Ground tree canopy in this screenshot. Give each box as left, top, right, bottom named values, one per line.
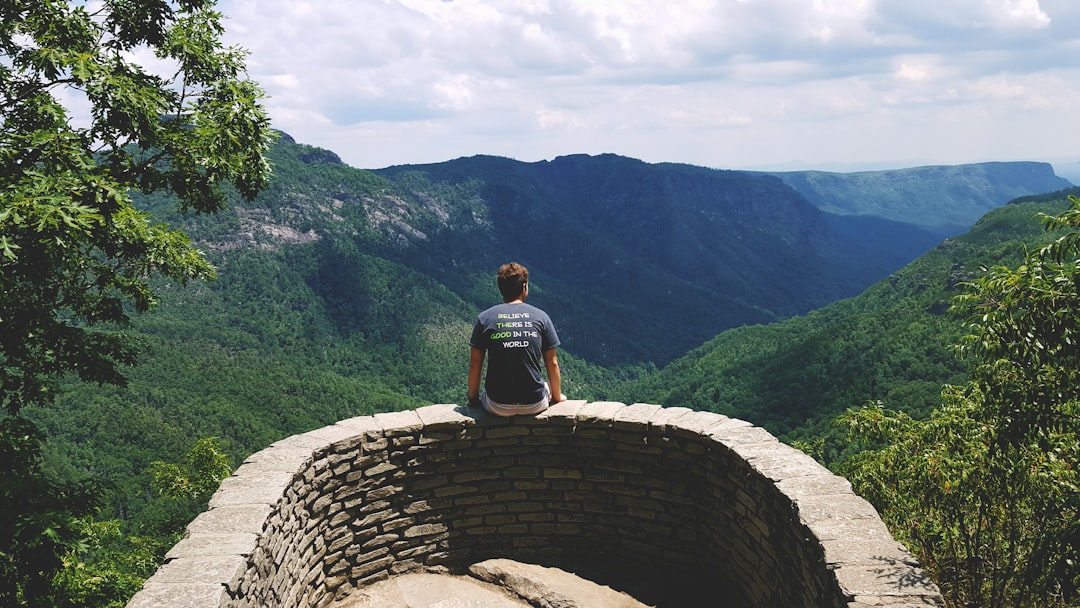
left=0, top=0, right=272, bottom=415
left=0, top=1, right=271, bottom=603
left=839, top=197, right=1080, bottom=608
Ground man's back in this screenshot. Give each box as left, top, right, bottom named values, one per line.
left=470, top=302, right=559, bottom=405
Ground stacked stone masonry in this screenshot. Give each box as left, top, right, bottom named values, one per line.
left=126, top=401, right=944, bottom=608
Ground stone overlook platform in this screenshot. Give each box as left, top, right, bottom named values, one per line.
left=126, top=401, right=944, bottom=608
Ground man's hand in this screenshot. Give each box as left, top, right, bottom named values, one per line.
left=467, top=395, right=482, bottom=408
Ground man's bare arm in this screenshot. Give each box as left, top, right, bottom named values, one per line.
left=468, top=347, right=485, bottom=405
left=544, top=348, right=566, bottom=403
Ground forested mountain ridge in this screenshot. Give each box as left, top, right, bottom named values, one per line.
left=369, top=152, right=901, bottom=366
left=149, top=133, right=974, bottom=368
left=145, top=134, right=1072, bottom=370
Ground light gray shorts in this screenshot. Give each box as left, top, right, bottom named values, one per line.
left=481, top=383, right=550, bottom=417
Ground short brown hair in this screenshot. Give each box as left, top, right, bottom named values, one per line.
left=497, top=262, right=529, bottom=301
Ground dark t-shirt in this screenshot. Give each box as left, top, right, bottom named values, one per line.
left=469, top=302, right=560, bottom=405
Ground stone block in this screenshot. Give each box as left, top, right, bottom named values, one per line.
left=268, top=432, right=330, bottom=452
left=187, top=504, right=271, bottom=536
left=372, top=410, right=423, bottom=436
left=535, top=399, right=586, bottom=424
left=775, top=472, right=854, bottom=498
left=575, top=401, right=625, bottom=426
left=208, top=469, right=296, bottom=508
left=125, top=582, right=228, bottom=608
left=795, top=494, right=895, bottom=543
left=707, top=423, right=777, bottom=448
left=666, top=409, right=729, bottom=438
left=352, top=555, right=396, bottom=579
left=403, top=522, right=448, bottom=538
left=821, top=538, right=919, bottom=568
left=614, top=402, right=664, bottom=430
left=149, top=555, right=248, bottom=587
left=414, top=403, right=473, bottom=430
left=241, top=444, right=314, bottom=472
left=732, top=440, right=827, bottom=482
left=833, top=563, right=942, bottom=604
left=165, top=533, right=258, bottom=560
left=303, top=424, right=363, bottom=446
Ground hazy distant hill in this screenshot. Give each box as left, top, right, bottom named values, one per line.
left=760, top=162, right=1072, bottom=236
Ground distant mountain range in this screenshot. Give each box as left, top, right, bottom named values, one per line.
left=759, top=162, right=1070, bottom=234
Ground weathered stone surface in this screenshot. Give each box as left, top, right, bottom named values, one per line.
left=187, top=505, right=272, bottom=535
left=372, top=410, right=423, bottom=436
left=333, top=571, right=529, bottom=607
left=126, top=582, right=228, bottom=608
left=613, top=402, right=663, bottom=430
left=734, top=441, right=830, bottom=482
left=164, top=533, right=258, bottom=559
left=207, top=469, right=295, bottom=508
left=129, top=402, right=943, bottom=608
left=469, top=559, right=653, bottom=608
left=304, top=424, right=365, bottom=445
left=334, top=415, right=384, bottom=435
left=775, top=473, right=853, bottom=498
left=645, top=406, right=693, bottom=434
left=666, top=408, right=729, bottom=438
left=149, top=555, right=247, bottom=585
left=241, top=444, right=314, bottom=472
left=708, top=423, right=777, bottom=446
left=536, top=399, right=586, bottom=424
left=796, top=494, right=894, bottom=543
left=834, top=564, right=942, bottom=605
left=575, top=401, right=626, bottom=426
left=269, top=432, right=333, bottom=451
left=822, top=538, right=919, bottom=568
left=414, top=403, right=471, bottom=430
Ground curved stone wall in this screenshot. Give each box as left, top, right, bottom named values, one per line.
left=126, top=402, right=943, bottom=608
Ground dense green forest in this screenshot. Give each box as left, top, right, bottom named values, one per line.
left=618, top=191, right=1080, bottom=448
left=8, top=132, right=1078, bottom=605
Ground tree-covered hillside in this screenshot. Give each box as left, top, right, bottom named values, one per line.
left=371, top=152, right=902, bottom=366
left=618, top=189, right=1080, bottom=450
left=141, top=136, right=1070, bottom=372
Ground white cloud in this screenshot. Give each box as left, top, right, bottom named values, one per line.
left=217, top=0, right=1080, bottom=171
left=994, top=0, right=1052, bottom=28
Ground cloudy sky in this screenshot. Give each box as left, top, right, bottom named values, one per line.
left=217, top=0, right=1080, bottom=177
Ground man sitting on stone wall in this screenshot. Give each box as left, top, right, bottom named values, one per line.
left=467, top=262, right=566, bottom=415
